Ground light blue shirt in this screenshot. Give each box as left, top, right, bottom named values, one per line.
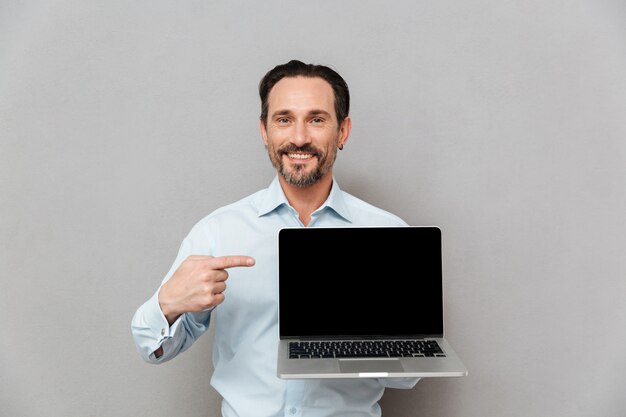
left=131, top=176, right=419, bottom=417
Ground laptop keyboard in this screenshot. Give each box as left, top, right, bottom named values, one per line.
left=288, top=339, right=446, bottom=359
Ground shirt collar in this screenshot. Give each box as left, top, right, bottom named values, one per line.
left=257, top=175, right=353, bottom=222
left=256, top=176, right=289, bottom=217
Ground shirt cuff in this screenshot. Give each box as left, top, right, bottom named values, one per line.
left=144, top=290, right=185, bottom=360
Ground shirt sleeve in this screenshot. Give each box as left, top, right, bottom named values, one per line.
left=130, top=223, right=214, bottom=364
left=130, top=288, right=212, bottom=364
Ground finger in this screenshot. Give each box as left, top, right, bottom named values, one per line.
left=212, top=281, right=227, bottom=294
left=211, top=292, right=225, bottom=306
left=210, top=255, right=256, bottom=270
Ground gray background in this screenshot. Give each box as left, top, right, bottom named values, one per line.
left=1, top=1, right=625, bottom=416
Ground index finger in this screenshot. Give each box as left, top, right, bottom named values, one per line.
left=210, top=255, right=256, bottom=270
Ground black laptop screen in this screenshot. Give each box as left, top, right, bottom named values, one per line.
left=278, top=226, right=444, bottom=339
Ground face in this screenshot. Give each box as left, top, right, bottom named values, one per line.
left=260, top=76, right=351, bottom=188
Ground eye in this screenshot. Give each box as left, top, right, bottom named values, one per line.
left=277, top=117, right=290, bottom=124
left=310, top=117, right=324, bottom=123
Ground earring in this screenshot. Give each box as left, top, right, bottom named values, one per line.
left=338, top=144, right=344, bottom=150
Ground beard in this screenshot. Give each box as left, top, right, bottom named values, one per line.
left=267, top=142, right=337, bottom=188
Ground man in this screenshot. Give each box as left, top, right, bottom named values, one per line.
left=131, top=59, right=420, bottom=416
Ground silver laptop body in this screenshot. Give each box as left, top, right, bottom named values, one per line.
left=277, top=226, right=468, bottom=379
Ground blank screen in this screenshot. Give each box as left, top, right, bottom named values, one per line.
left=278, top=226, right=444, bottom=338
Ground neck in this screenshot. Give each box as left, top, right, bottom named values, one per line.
left=278, top=173, right=333, bottom=227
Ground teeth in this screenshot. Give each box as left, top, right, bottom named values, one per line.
left=288, top=153, right=313, bottom=160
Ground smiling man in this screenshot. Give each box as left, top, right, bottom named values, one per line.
left=261, top=74, right=351, bottom=225
left=262, top=76, right=348, bottom=185
left=131, top=60, right=420, bottom=417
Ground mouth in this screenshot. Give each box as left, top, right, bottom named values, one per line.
left=286, top=152, right=315, bottom=161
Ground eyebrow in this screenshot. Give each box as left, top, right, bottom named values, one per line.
left=270, top=109, right=332, bottom=119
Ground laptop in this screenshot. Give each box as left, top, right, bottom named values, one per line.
left=277, top=225, right=468, bottom=379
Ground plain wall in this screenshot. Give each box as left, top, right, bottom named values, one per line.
left=1, top=1, right=625, bottom=416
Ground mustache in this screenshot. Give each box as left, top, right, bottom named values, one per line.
left=278, top=144, right=322, bottom=158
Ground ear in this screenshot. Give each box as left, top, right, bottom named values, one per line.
left=338, top=116, right=352, bottom=148
left=259, top=119, right=269, bottom=146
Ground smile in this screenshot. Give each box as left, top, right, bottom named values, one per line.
left=287, top=153, right=314, bottom=160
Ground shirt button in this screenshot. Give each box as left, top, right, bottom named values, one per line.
left=289, top=407, right=297, bottom=414
left=160, top=328, right=165, bottom=336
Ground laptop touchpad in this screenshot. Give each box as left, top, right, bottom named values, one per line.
left=339, top=359, right=404, bottom=373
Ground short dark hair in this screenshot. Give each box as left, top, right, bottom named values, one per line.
left=259, top=59, right=350, bottom=126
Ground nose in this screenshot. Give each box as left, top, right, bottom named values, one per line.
left=291, top=120, right=311, bottom=147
